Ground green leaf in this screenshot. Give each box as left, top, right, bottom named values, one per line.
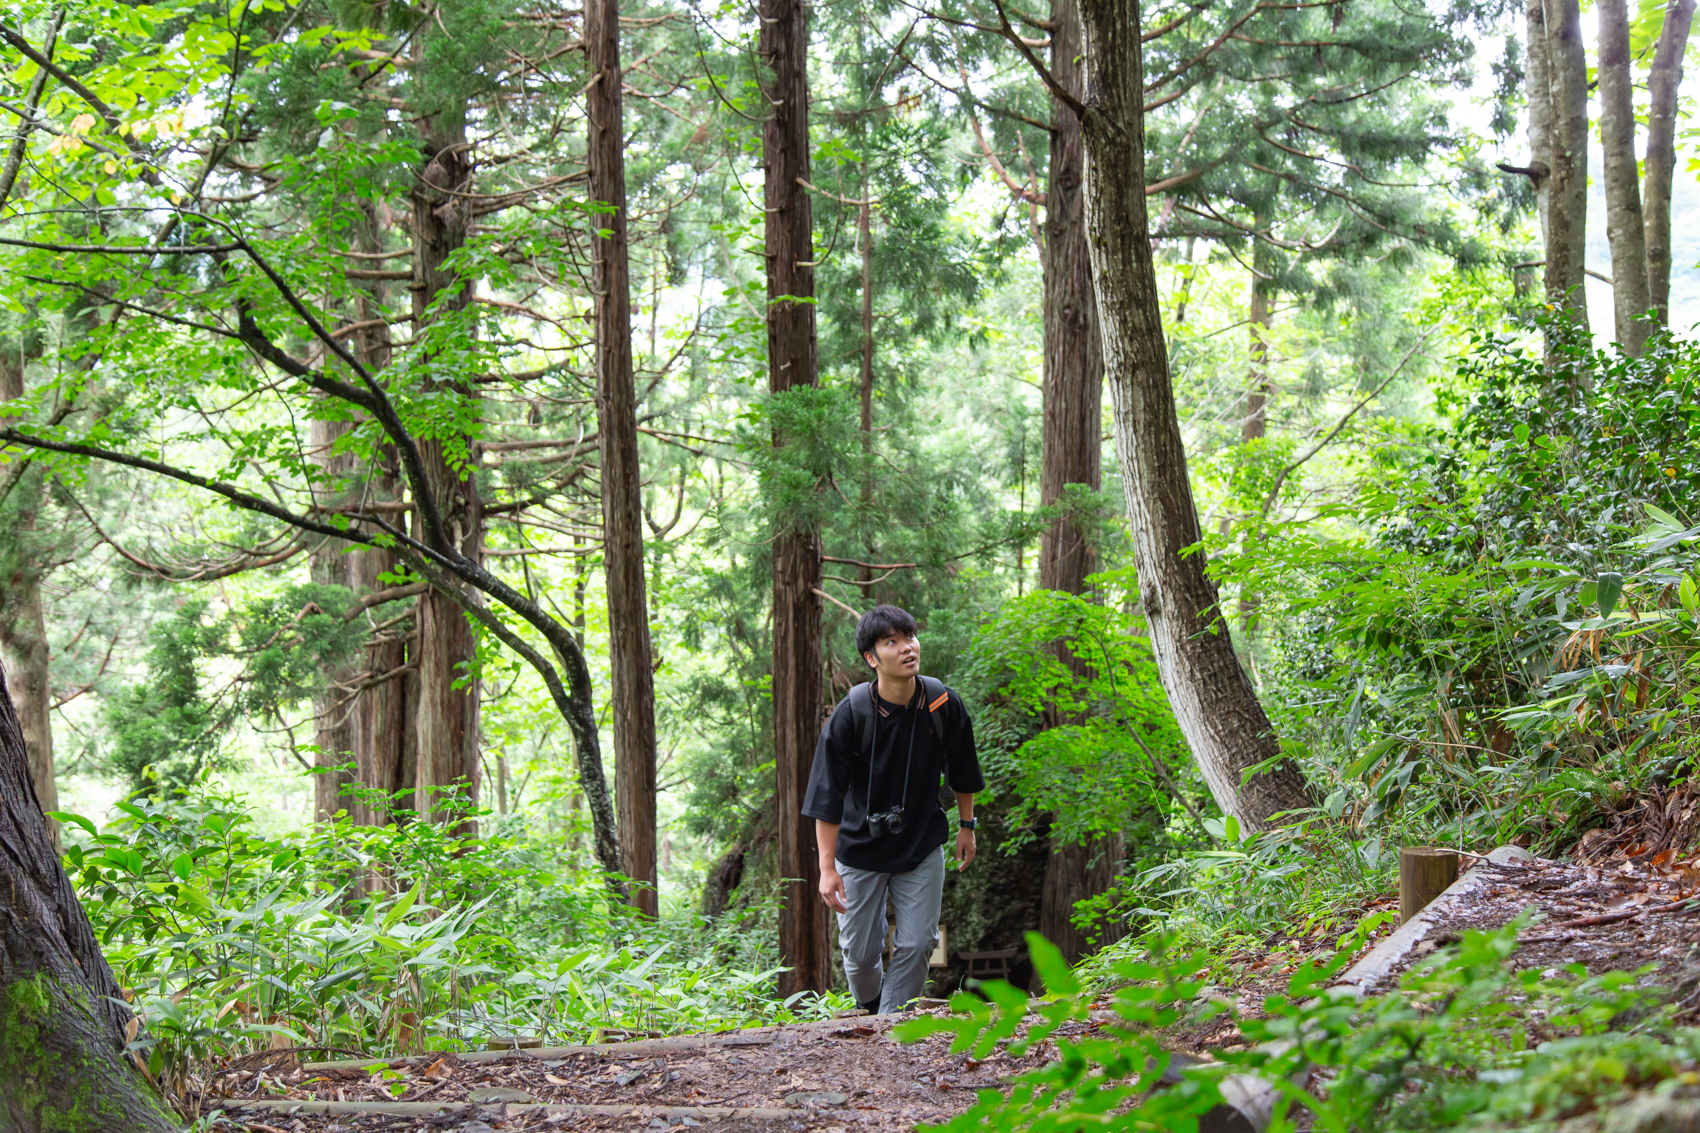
left=1513, top=422, right=1530, bottom=444
left=1596, top=572, right=1624, bottom=618
left=46, top=811, right=99, bottom=839
left=1345, top=736, right=1400, bottom=779
left=382, top=880, right=423, bottom=931
left=170, top=853, right=193, bottom=882
left=1025, top=931, right=1079, bottom=996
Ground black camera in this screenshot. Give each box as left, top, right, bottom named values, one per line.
left=866, top=805, right=905, bottom=838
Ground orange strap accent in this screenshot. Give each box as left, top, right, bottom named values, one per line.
left=929, top=692, right=949, bottom=712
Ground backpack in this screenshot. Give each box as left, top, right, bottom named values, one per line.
left=847, top=675, right=951, bottom=762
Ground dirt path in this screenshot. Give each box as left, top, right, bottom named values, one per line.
left=208, top=1009, right=1055, bottom=1133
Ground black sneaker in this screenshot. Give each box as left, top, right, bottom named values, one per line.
left=858, top=997, right=880, bottom=1015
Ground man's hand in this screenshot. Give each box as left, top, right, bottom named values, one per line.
left=955, top=827, right=976, bottom=871
left=819, top=865, right=849, bottom=912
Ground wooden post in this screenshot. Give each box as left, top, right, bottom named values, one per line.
left=1399, top=846, right=1460, bottom=925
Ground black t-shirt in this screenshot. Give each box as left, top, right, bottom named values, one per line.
left=801, top=680, right=985, bottom=874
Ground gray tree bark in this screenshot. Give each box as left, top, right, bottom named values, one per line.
left=1598, top=0, right=1652, bottom=355
left=1644, top=0, right=1695, bottom=326
left=1543, top=0, right=1590, bottom=336
left=761, top=0, right=831, bottom=996
left=1075, top=0, right=1311, bottom=830
left=0, top=665, right=179, bottom=1131
left=1525, top=0, right=1553, bottom=242
left=588, top=0, right=659, bottom=918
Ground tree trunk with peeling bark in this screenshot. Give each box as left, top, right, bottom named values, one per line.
left=589, top=0, right=659, bottom=918
left=1076, top=0, right=1311, bottom=831
left=1036, top=0, right=1122, bottom=967
left=1597, top=0, right=1651, bottom=355
left=762, top=0, right=831, bottom=997
left=310, top=415, right=358, bottom=821
left=0, top=665, right=179, bottom=1131
left=410, top=106, right=482, bottom=828
left=1644, top=0, right=1695, bottom=326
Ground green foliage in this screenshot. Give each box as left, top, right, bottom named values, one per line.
left=57, top=788, right=847, bottom=1094
left=1214, top=324, right=1700, bottom=860
left=103, top=586, right=371, bottom=792
left=958, top=581, right=1198, bottom=853
left=901, top=920, right=1695, bottom=1133
left=104, top=600, right=229, bottom=794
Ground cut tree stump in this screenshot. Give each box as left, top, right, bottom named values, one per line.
left=1399, top=847, right=1460, bottom=925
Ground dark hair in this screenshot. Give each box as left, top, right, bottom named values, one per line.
left=856, top=604, right=919, bottom=658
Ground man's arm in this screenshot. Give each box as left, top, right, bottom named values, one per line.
left=954, top=792, right=976, bottom=870
left=817, top=820, right=848, bottom=912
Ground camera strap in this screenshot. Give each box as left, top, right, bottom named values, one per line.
left=862, top=681, right=921, bottom=818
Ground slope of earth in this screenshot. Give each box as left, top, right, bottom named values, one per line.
left=1165, top=845, right=1700, bottom=1056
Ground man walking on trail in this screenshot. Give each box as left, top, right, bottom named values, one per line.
left=802, top=604, right=985, bottom=1015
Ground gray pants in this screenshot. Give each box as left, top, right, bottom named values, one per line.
left=835, top=845, right=945, bottom=1014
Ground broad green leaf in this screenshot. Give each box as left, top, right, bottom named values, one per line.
left=46, top=811, right=99, bottom=839
left=1026, top=931, right=1079, bottom=996
left=381, top=879, right=423, bottom=931
left=1596, top=572, right=1624, bottom=618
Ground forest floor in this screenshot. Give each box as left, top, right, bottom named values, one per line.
left=206, top=1008, right=1060, bottom=1133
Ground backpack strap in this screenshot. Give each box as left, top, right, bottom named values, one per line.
left=918, top=675, right=950, bottom=745
left=851, top=680, right=877, bottom=761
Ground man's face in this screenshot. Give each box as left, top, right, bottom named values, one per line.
left=864, top=629, right=920, bottom=680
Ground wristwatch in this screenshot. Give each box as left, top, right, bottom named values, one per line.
left=958, top=817, right=977, bottom=830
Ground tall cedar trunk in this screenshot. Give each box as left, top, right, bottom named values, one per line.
left=1078, top=0, right=1311, bottom=830
left=1544, top=0, right=1590, bottom=336
left=859, top=184, right=875, bottom=590
left=762, top=0, right=830, bottom=997
left=411, top=111, right=482, bottom=825
left=0, top=667, right=179, bottom=1130
left=1038, top=0, right=1103, bottom=602
left=347, top=211, right=410, bottom=830
left=0, top=350, right=55, bottom=839
left=1597, top=0, right=1652, bottom=355
left=589, top=0, right=659, bottom=917
left=1525, top=0, right=1553, bottom=243
left=1036, top=0, right=1121, bottom=966
left=310, top=416, right=357, bottom=820
left=1644, top=0, right=1695, bottom=325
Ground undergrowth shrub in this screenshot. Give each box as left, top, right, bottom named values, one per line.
left=901, top=920, right=1689, bottom=1133
left=55, top=787, right=847, bottom=1099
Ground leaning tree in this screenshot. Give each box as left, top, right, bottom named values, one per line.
left=0, top=664, right=178, bottom=1130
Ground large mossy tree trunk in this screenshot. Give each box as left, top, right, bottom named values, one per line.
left=761, top=0, right=831, bottom=997
left=1077, top=0, right=1310, bottom=831
left=589, top=0, right=659, bottom=918
left=0, top=665, right=178, bottom=1130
